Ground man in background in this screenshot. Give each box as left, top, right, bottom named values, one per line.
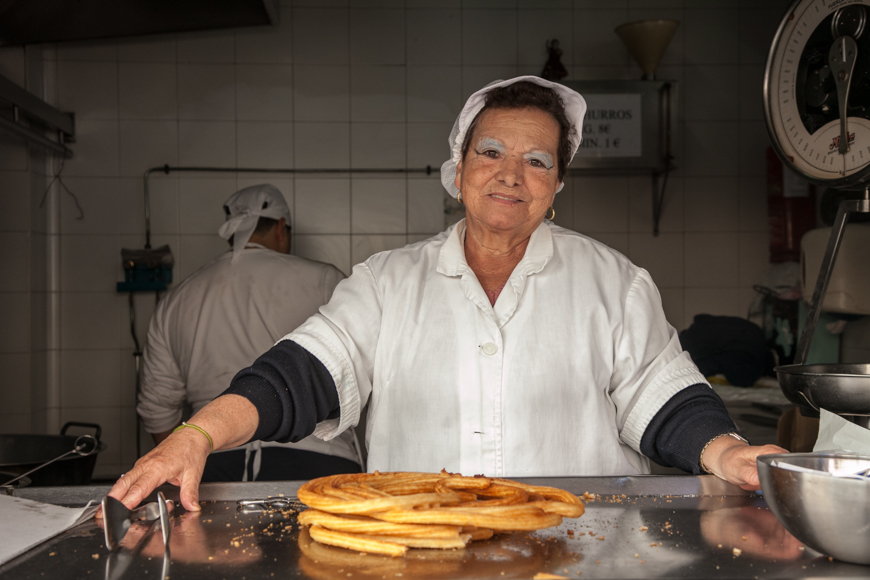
left=137, top=184, right=361, bottom=481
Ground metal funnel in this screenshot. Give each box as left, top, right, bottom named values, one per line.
left=615, top=20, right=679, bottom=80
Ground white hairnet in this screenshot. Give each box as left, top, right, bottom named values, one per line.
left=440, top=75, right=587, bottom=198
left=218, top=184, right=291, bottom=263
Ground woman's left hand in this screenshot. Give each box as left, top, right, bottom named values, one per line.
left=701, top=436, right=787, bottom=491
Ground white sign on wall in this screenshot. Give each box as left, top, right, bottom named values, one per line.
left=574, top=94, right=642, bottom=158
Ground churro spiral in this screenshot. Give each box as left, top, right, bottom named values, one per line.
left=296, top=470, right=584, bottom=556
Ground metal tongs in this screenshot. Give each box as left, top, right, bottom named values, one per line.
left=101, top=492, right=173, bottom=551
left=237, top=498, right=296, bottom=513
left=2, top=434, right=98, bottom=487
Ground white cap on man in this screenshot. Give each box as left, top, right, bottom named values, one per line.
left=218, top=184, right=291, bottom=263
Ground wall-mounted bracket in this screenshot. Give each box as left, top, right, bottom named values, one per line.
left=0, top=73, right=74, bottom=156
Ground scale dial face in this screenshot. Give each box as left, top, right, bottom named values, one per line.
left=765, top=0, right=870, bottom=187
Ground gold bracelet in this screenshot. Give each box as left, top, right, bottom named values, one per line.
left=698, top=432, right=749, bottom=474
left=173, top=422, right=214, bottom=452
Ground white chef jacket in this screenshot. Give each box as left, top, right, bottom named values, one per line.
left=286, top=220, right=709, bottom=477
left=138, top=245, right=358, bottom=465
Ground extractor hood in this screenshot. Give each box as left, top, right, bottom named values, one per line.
left=0, top=0, right=278, bottom=46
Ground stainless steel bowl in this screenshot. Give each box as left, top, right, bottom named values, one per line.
left=758, top=453, right=870, bottom=565
left=775, top=363, right=870, bottom=417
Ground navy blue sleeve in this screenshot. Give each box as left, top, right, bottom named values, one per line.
left=639, top=384, right=739, bottom=474
left=219, top=340, right=339, bottom=443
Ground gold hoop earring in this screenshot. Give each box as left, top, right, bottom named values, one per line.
left=546, top=206, right=555, bottom=221
left=457, top=192, right=463, bottom=204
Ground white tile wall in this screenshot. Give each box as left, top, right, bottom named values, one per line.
left=295, top=234, right=351, bottom=275
left=178, top=121, right=237, bottom=166
left=117, top=35, right=176, bottom=63
left=294, top=123, right=351, bottom=168
left=177, top=177, right=239, bottom=234
left=0, top=133, right=29, bottom=170
left=0, top=293, right=29, bottom=352
left=60, top=292, right=120, bottom=350
left=119, top=121, right=179, bottom=177
left=295, top=178, right=351, bottom=233
left=118, top=63, right=177, bottom=120
left=684, top=9, right=741, bottom=65
left=56, top=61, right=118, bottom=119
left=352, top=177, right=406, bottom=234
left=0, top=171, right=29, bottom=231
left=178, top=64, right=237, bottom=121
left=407, top=66, right=462, bottom=122
left=238, top=122, right=294, bottom=168
left=0, top=233, right=28, bottom=292
left=60, top=349, right=121, bottom=408
left=292, top=9, right=349, bottom=65
left=462, top=10, right=518, bottom=66
left=60, top=235, right=120, bottom=292
left=684, top=232, right=740, bottom=287
left=352, top=234, right=408, bottom=265
left=349, top=9, right=406, bottom=66
left=0, top=354, right=29, bottom=414
left=628, top=174, right=684, bottom=233
left=572, top=176, right=629, bottom=233
left=518, top=10, right=573, bottom=69
left=351, top=123, right=405, bottom=168
left=63, top=119, right=120, bottom=177
left=628, top=232, right=684, bottom=289
left=177, top=31, right=235, bottom=64
left=237, top=65, right=295, bottom=121
left=406, top=9, right=461, bottom=66
left=236, top=18, right=294, bottom=64
left=294, top=66, right=350, bottom=122
left=408, top=178, right=446, bottom=233
left=351, top=66, right=406, bottom=122
left=0, top=1, right=797, bottom=473
left=683, top=176, right=740, bottom=232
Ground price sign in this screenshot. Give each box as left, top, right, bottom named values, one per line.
left=574, top=93, right=642, bottom=158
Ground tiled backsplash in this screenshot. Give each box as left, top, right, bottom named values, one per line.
left=0, top=0, right=808, bottom=478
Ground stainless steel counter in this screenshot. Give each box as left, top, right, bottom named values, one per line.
left=1, top=475, right=867, bottom=579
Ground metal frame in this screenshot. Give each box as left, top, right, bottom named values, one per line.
left=0, top=73, right=74, bottom=156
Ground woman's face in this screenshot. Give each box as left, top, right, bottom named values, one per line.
left=454, top=107, right=561, bottom=238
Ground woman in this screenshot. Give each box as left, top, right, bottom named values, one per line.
left=109, top=77, right=785, bottom=512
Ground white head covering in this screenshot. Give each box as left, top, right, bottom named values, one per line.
left=440, top=75, right=587, bottom=198
left=218, top=184, right=291, bottom=263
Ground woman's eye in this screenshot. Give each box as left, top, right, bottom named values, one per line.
left=529, top=159, right=544, bottom=167
left=482, top=149, right=499, bottom=158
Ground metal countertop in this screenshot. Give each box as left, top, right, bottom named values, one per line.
left=1, top=475, right=867, bottom=579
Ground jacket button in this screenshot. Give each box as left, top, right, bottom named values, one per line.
left=481, top=342, right=498, bottom=356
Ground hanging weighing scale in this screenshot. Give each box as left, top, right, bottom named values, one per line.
left=764, top=0, right=870, bottom=427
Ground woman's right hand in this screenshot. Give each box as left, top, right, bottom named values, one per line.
left=108, top=426, right=211, bottom=512
left=103, top=394, right=260, bottom=513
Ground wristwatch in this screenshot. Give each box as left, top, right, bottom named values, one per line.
left=699, top=432, right=750, bottom=474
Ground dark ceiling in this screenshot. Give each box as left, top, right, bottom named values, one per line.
left=0, top=0, right=277, bottom=46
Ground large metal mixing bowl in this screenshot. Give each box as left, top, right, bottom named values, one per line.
left=758, top=453, right=870, bottom=565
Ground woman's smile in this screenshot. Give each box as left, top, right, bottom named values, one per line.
left=454, top=106, right=561, bottom=241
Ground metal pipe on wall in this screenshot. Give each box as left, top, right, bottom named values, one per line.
left=141, top=165, right=438, bottom=249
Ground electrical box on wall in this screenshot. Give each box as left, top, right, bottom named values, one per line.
left=561, top=80, right=676, bottom=173
left=116, top=245, right=174, bottom=292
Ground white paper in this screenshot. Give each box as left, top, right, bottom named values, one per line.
left=814, top=408, right=870, bottom=455
left=574, top=93, right=643, bottom=158
left=0, top=495, right=98, bottom=566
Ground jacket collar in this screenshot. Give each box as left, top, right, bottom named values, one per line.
left=436, top=219, right=554, bottom=278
